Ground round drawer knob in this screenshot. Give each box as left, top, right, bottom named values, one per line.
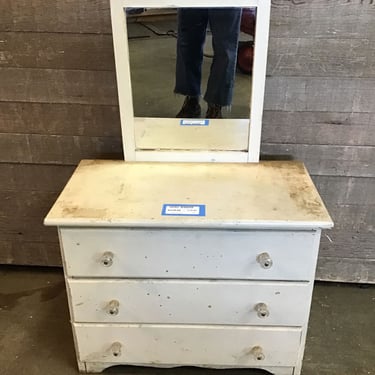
left=111, top=342, right=122, bottom=357
left=256, top=252, right=273, bottom=269
left=100, top=251, right=114, bottom=267
left=106, top=300, right=120, bottom=316
left=251, top=346, right=265, bottom=361
left=255, top=303, right=269, bottom=318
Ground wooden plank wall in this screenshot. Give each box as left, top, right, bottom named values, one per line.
left=0, top=0, right=374, bottom=282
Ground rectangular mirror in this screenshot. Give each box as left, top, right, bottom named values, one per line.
left=110, top=0, right=270, bottom=162
left=127, top=8, right=253, bottom=120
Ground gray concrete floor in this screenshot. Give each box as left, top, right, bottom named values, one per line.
left=0, top=266, right=374, bottom=375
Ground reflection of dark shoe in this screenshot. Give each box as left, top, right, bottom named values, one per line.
left=176, top=96, right=201, bottom=118
left=206, top=104, right=223, bottom=119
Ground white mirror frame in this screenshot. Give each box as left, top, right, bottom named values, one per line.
left=110, top=0, right=271, bottom=162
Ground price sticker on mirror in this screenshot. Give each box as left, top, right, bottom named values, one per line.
left=161, top=204, right=206, bottom=217
left=180, top=119, right=209, bottom=126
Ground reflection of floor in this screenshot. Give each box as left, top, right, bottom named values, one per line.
left=128, top=20, right=252, bottom=119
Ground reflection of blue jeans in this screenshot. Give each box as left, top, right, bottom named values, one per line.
left=174, top=8, right=242, bottom=107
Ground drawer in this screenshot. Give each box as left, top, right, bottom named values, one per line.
left=60, top=228, right=320, bottom=280
left=74, top=324, right=302, bottom=367
left=68, top=279, right=311, bottom=326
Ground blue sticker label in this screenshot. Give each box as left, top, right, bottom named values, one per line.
left=161, top=204, right=206, bottom=217
left=180, top=119, right=209, bottom=126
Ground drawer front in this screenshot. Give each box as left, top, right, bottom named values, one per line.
left=68, top=279, right=311, bottom=326
left=60, top=228, right=319, bottom=280
left=74, top=324, right=302, bottom=367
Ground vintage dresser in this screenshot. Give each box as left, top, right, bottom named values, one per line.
left=44, top=159, right=333, bottom=374
left=44, top=0, right=333, bottom=373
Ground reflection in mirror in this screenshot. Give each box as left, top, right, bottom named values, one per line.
left=126, top=8, right=256, bottom=120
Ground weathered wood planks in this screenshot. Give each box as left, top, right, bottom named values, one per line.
left=0, top=165, right=373, bottom=269
left=1, top=132, right=374, bottom=177
left=0, top=0, right=374, bottom=282
left=1, top=68, right=375, bottom=113
left=262, top=111, right=375, bottom=146
left=2, top=0, right=374, bottom=38
left=2, top=103, right=374, bottom=147
left=0, top=103, right=121, bottom=136
left=2, top=32, right=374, bottom=78
left=316, top=257, right=375, bottom=283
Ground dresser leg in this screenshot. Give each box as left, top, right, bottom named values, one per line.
left=77, top=360, right=87, bottom=372
left=83, top=362, right=118, bottom=373
left=261, top=366, right=295, bottom=375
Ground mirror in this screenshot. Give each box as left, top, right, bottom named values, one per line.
left=126, top=8, right=256, bottom=120
left=110, top=0, right=270, bottom=161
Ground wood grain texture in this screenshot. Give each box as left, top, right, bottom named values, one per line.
left=0, top=223, right=373, bottom=280
left=268, top=37, right=375, bottom=78
left=1, top=68, right=374, bottom=113
left=2, top=31, right=374, bottom=79
left=328, top=207, right=374, bottom=232
left=316, top=257, right=375, bottom=283
left=270, top=0, right=375, bottom=40
left=261, top=143, right=375, bottom=178
left=0, top=166, right=373, bottom=269
left=0, top=0, right=112, bottom=33
left=0, top=163, right=75, bottom=191
left=0, top=0, right=374, bottom=281
left=2, top=221, right=373, bottom=266
left=0, top=68, right=117, bottom=105
left=262, top=111, right=375, bottom=146
left=0, top=188, right=375, bottom=232
left=0, top=134, right=122, bottom=164
left=0, top=32, right=115, bottom=71
left=1, top=133, right=374, bottom=177
left=0, top=190, right=60, bottom=218
left=0, top=103, right=121, bottom=136
left=312, top=176, right=375, bottom=206
left=2, top=0, right=374, bottom=38
left=320, top=229, right=375, bottom=259
left=0, top=215, right=58, bottom=242
left=2, top=34, right=372, bottom=82
left=1, top=164, right=372, bottom=203
left=264, top=77, right=375, bottom=113
left=0, top=239, right=61, bottom=266
left=1, top=103, right=374, bottom=147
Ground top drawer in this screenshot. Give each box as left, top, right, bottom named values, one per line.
left=60, top=228, right=320, bottom=281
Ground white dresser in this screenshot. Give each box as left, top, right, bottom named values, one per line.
left=45, top=160, right=333, bottom=375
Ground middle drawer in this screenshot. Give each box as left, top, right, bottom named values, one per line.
left=68, top=279, right=311, bottom=326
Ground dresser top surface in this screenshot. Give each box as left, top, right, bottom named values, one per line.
left=44, top=160, right=333, bottom=229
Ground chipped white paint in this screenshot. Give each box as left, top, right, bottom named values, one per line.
left=134, top=118, right=249, bottom=151
left=110, top=0, right=271, bottom=162
left=68, top=279, right=311, bottom=325
left=45, top=161, right=333, bottom=375
left=74, top=324, right=302, bottom=366
left=44, top=160, right=333, bottom=228
left=59, top=228, right=320, bottom=281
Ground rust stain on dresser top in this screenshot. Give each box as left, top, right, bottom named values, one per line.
left=45, top=160, right=333, bottom=229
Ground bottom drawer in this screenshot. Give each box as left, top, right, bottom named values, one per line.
left=74, top=324, right=302, bottom=367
